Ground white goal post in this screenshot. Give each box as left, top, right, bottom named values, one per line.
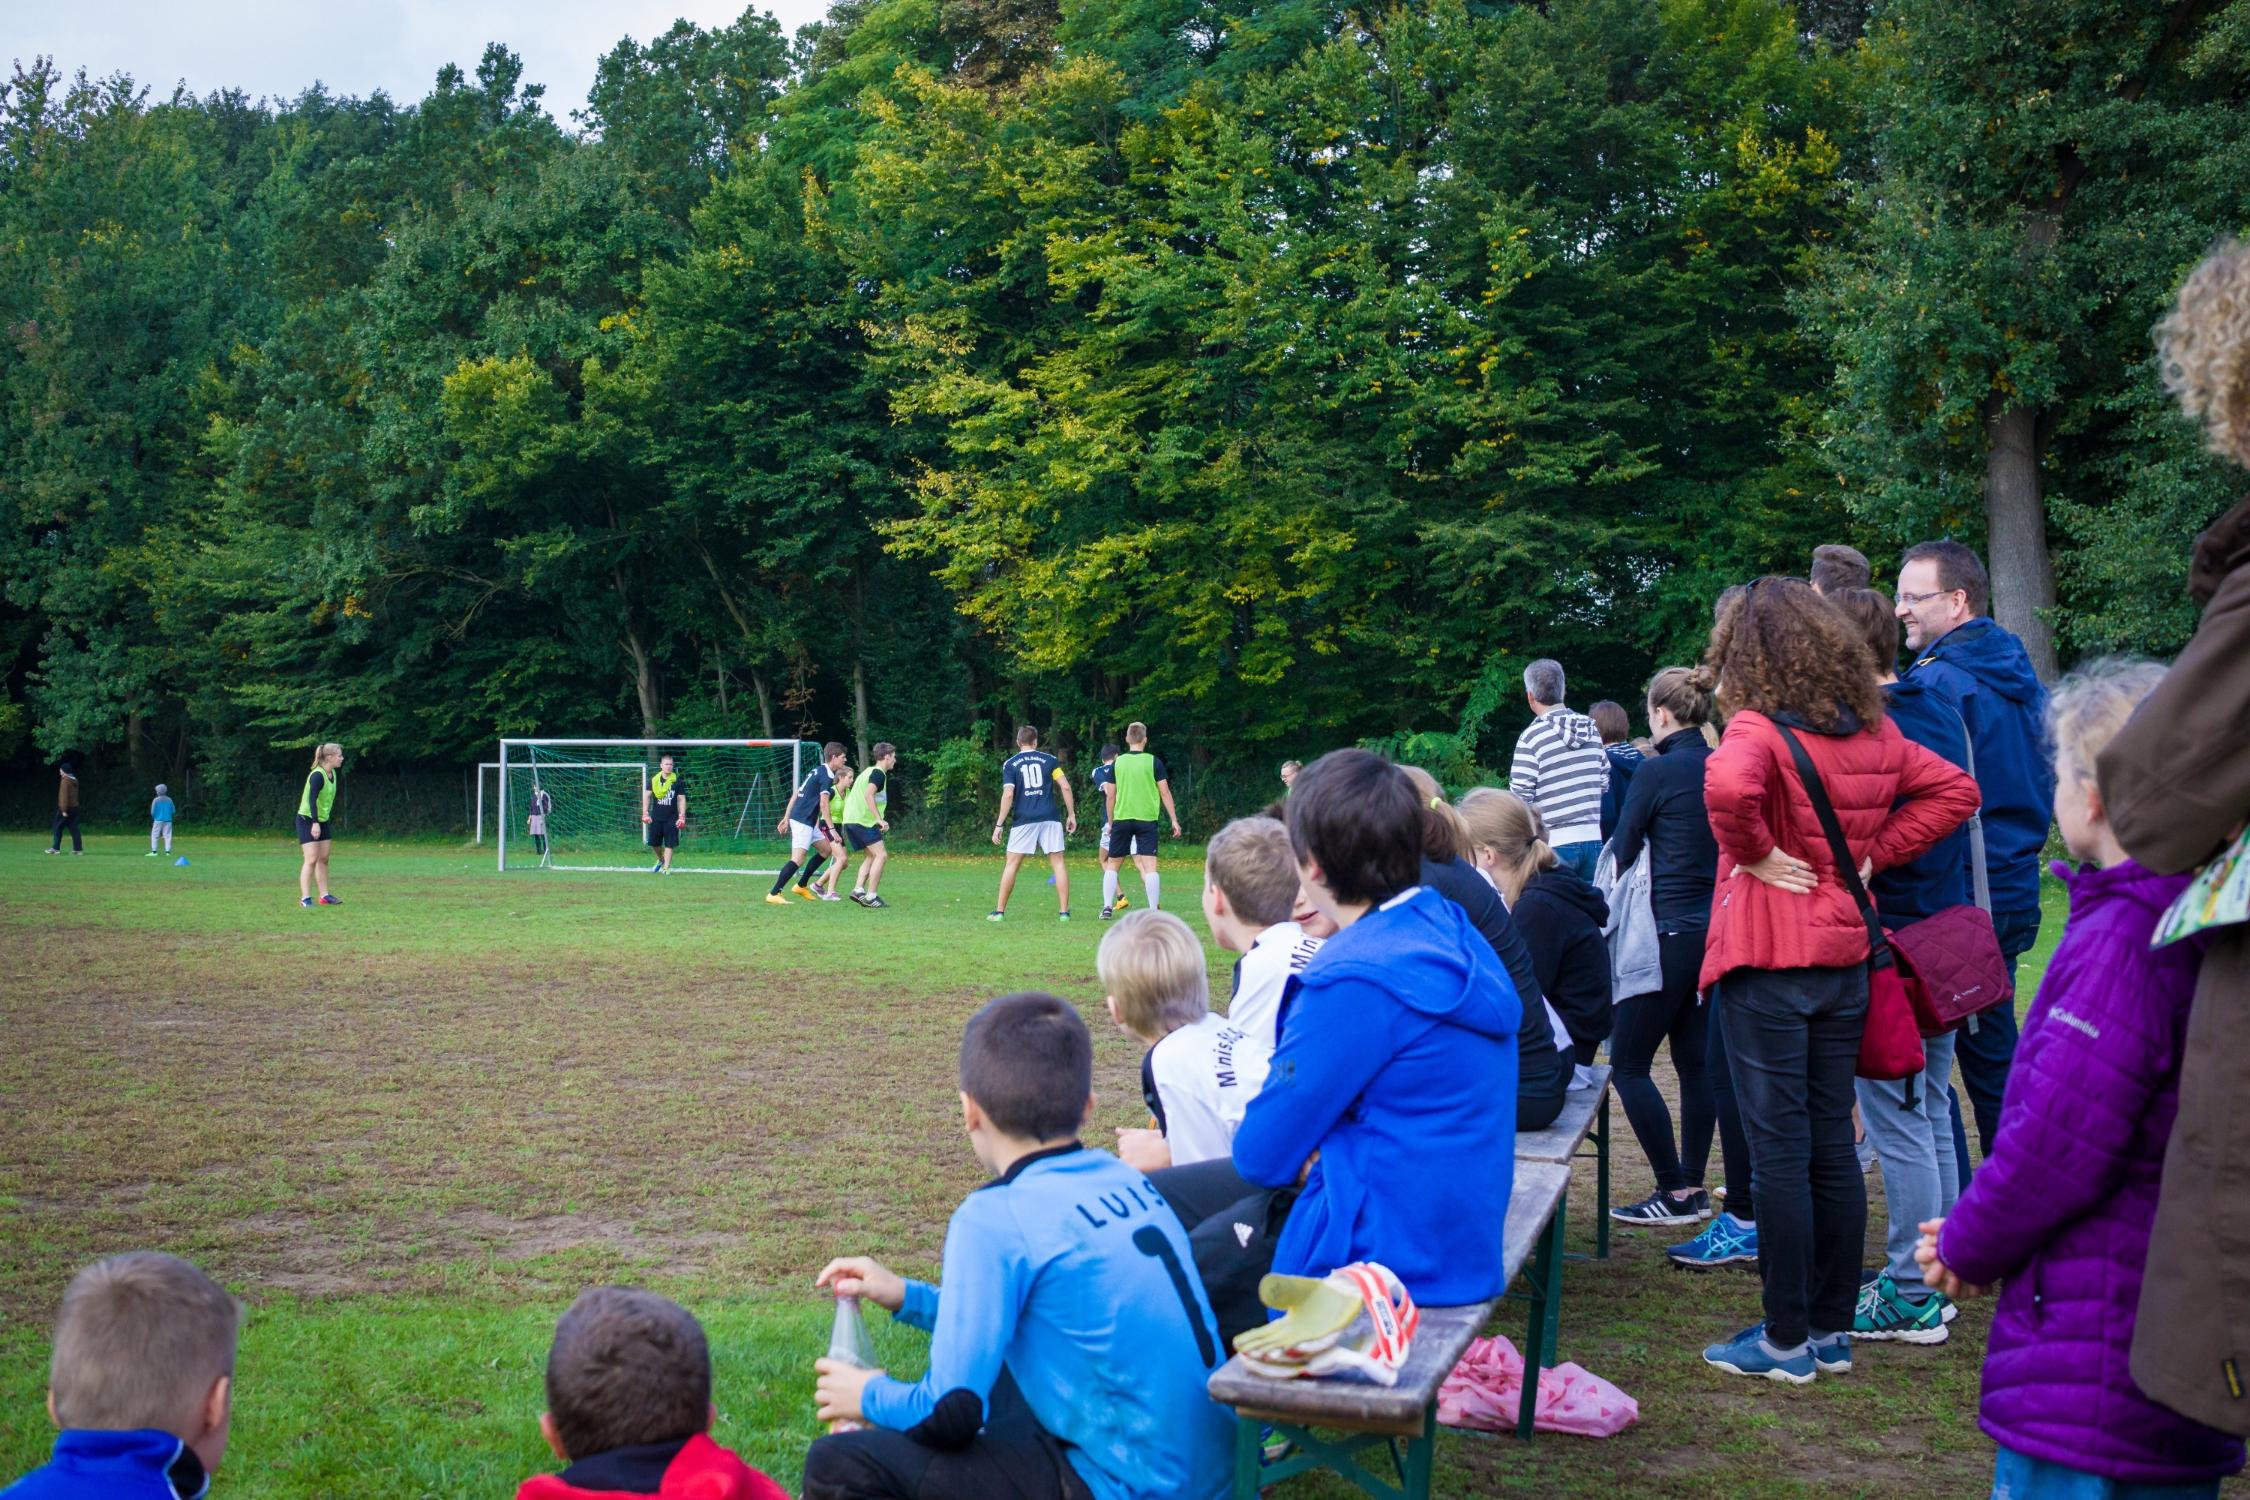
left=497, top=739, right=815, bottom=875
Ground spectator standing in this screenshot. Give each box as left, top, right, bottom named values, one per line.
left=47, top=761, right=82, bottom=854
left=1896, top=540, right=2055, bottom=1185
left=1603, top=668, right=1722, bottom=1229
left=1509, top=659, right=1609, bottom=879
left=1696, top=578, right=1978, bottom=1383
left=1809, top=544, right=1872, bottom=595
left=1832, top=587, right=1972, bottom=1344
left=1591, top=700, right=1645, bottom=841
left=2098, top=239, right=2250, bottom=1439
left=1920, top=659, right=2245, bottom=1494
left=149, top=785, right=175, bottom=856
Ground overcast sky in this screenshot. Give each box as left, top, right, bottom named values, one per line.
left=13, top=1, right=837, bottom=123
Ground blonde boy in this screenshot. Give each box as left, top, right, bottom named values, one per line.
left=11, top=1252, right=241, bottom=1500
left=1101, top=909, right=1242, bottom=1174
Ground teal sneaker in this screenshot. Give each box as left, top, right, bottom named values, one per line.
left=1668, top=1213, right=1758, bottom=1269
left=1808, top=1331, right=1852, bottom=1373
left=1853, top=1274, right=1951, bottom=1344
left=1704, top=1324, right=1816, bottom=1385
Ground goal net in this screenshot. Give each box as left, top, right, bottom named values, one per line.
left=498, top=739, right=817, bottom=874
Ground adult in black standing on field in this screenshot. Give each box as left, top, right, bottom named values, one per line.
left=1896, top=539, right=2054, bottom=1186
left=47, top=760, right=82, bottom=854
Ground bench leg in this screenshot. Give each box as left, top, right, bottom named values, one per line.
left=1400, top=1402, right=1436, bottom=1498
left=1596, top=1087, right=1612, bottom=1260
left=1518, top=1202, right=1568, bottom=1441
left=1233, top=1416, right=1264, bottom=1499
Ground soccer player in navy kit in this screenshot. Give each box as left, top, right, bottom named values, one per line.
left=769, top=742, right=848, bottom=905
left=990, top=726, right=1077, bottom=922
left=1088, top=743, right=1129, bottom=919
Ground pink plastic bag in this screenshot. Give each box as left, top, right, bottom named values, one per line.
left=1437, top=1335, right=1639, bottom=1438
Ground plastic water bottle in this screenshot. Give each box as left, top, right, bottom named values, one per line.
left=826, top=1294, right=875, bottom=1434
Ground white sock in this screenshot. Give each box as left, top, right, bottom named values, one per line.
left=1143, top=871, right=1160, bottom=908
left=1102, top=870, right=1119, bottom=909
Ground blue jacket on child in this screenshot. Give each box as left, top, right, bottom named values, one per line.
left=1902, top=617, right=2053, bottom=917
left=858, top=1144, right=1233, bottom=1500
left=7, top=1430, right=211, bottom=1500
left=1234, top=884, right=1521, bottom=1305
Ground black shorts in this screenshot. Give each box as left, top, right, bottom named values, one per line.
left=648, top=819, right=680, bottom=849
left=845, top=824, right=884, bottom=851
left=1107, top=819, right=1160, bottom=858
left=296, top=815, right=331, bottom=845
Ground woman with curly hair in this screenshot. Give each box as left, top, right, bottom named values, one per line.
left=1695, top=578, right=1980, bottom=1384
left=2097, top=240, right=2250, bottom=1436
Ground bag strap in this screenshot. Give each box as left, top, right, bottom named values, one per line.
left=1953, top=706, right=1992, bottom=914
left=1773, top=723, right=1893, bottom=967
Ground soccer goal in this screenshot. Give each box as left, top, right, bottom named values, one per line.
left=497, top=739, right=818, bottom=875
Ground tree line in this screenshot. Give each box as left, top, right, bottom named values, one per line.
left=4, top=0, right=2245, bottom=824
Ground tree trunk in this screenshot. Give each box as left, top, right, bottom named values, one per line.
left=852, top=659, right=871, bottom=768
left=613, top=568, right=662, bottom=737
left=1981, top=396, right=2060, bottom=683
left=751, top=669, right=775, bottom=740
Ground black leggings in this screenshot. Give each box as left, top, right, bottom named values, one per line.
left=1709, top=982, right=1756, bottom=1222
left=801, top=1371, right=1092, bottom=1500
left=1609, top=928, right=1714, bottom=1195
left=1147, top=1157, right=1291, bottom=1352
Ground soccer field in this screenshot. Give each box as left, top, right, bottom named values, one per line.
left=1, top=835, right=2074, bottom=1498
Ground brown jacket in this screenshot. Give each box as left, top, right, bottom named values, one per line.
left=2099, top=493, right=2250, bottom=1435
left=56, top=771, right=77, bottom=813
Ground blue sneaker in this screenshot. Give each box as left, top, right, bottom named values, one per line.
left=1808, top=1331, right=1852, bottom=1373
left=1668, top=1213, right=1758, bottom=1269
left=1704, top=1324, right=1816, bottom=1385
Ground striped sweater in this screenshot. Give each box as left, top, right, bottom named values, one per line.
left=1509, top=707, right=1609, bottom=848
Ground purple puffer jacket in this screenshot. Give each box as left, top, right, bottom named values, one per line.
left=1939, top=859, right=2245, bottom=1484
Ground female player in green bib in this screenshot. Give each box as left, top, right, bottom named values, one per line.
left=297, top=742, right=345, bottom=908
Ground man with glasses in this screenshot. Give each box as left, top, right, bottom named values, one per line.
left=1896, top=539, right=2055, bottom=1188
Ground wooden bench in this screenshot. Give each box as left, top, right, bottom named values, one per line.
left=1516, top=1065, right=1612, bottom=1259
left=1204, top=1160, right=1574, bottom=1499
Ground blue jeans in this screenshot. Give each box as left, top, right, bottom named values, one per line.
left=1719, top=965, right=1869, bottom=1347
left=1992, top=1445, right=2220, bottom=1500
left=1855, top=1030, right=1958, bottom=1290
left=1553, top=840, right=1602, bottom=881
left=1952, top=905, right=2042, bottom=1185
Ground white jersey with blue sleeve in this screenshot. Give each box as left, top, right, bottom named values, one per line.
left=858, top=1145, right=1234, bottom=1500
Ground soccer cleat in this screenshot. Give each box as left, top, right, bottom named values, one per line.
left=817, top=891, right=842, bottom=902
left=867, top=896, right=890, bottom=909
left=1852, top=1274, right=1951, bottom=1345
left=794, top=886, right=818, bottom=901
left=1808, top=1332, right=1853, bottom=1373
left=1611, top=1189, right=1710, bottom=1227
left=1058, top=911, right=1070, bottom=922
left=44, top=848, right=58, bottom=854
left=850, top=891, right=872, bottom=907
left=1668, top=1214, right=1759, bottom=1269
left=147, top=850, right=159, bottom=856
left=987, top=911, right=1005, bottom=922
left=1113, top=893, right=1129, bottom=912
left=650, top=863, right=663, bottom=874
left=319, top=894, right=342, bottom=905
left=764, top=893, right=789, bottom=906
left=301, top=896, right=315, bottom=908
left=1703, top=1325, right=1816, bottom=1385
left=1100, top=906, right=1114, bottom=920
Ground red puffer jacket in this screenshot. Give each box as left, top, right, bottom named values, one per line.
left=1698, top=708, right=1982, bottom=990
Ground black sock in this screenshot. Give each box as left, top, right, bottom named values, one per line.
left=798, top=853, right=827, bottom=886
left=771, top=860, right=799, bottom=895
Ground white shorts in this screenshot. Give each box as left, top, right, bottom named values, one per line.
left=789, top=819, right=827, bottom=853
left=1006, top=822, right=1065, bottom=857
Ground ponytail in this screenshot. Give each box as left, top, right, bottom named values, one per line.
left=1399, top=766, right=1471, bottom=862
left=310, top=742, right=341, bottom=770
left=1456, top=787, right=1556, bottom=905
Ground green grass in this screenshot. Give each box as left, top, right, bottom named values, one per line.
left=0, top=834, right=2123, bottom=1498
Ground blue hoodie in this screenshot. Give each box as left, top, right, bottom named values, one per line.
left=7, top=1430, right=209, bottom=1500
left=1234, top=885, right=1522, bottom=1305
left=1874, top=675, right=1976, bottom=925
left=1903, top=617, right=2055, bottom=917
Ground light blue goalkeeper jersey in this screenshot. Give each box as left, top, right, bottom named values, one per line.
left=859, top=1144, right=1234, bottom=1500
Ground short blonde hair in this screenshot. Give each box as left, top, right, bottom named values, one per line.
left=50, top=1253, right=241, bottom=1434
left=1097, top=908, right=1208, bottom=1037
left=1205, top=816, right=1299, bottom=928
left=2049, top=657, right=2167, bottom=785
left=2160, top=240, right=2250, bottom=467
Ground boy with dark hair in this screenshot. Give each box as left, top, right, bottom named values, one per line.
left=990, top=726, right=1076, bottom=922
left=1809, top=543, right=1872, bottom=595
left=846, top=744, right=897, bottom=908
left=518, top=1286, right=787, bottom=1500
left=643, top=755, right=687, bottom=875
left=9, top=1252, right=241, bottom=1500
left=805, top=992, right=1233, bottom=1500
left=769, top=742, right=849, bottom=905
left=1104, top=723, right=1180, bottom=917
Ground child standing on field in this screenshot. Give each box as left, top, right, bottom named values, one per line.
left=1917, top=659, right=2246, bottom=1499
left=149, top=784, right=175, bottom=856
